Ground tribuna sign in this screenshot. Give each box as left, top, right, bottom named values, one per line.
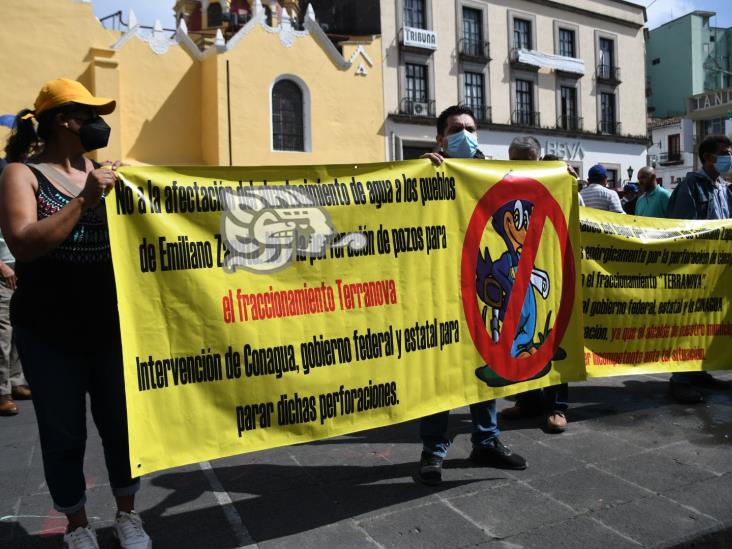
left=401, top=26, right=437, bottom=50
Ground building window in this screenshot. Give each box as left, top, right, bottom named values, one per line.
left=263, top=5, right=273, bottom=26
left=668, top=134, right=680, bottom=160
left=462, top=8, right=483, bottom=57
left=560, top=86, right=578, bottom=130
left=607, top=169, right=618, bottom=188
left=406, top=63, right=428, bottom=102
left=404, top=0, right=425, bottom=29
left=600, top=92, right=616, bottom=133
left=559, top=29, right=576, bottom=58
left=513, top=18, right=531, bottom=50
left=207, top=1, right=223, bottom=27
left=599, top=37, right=615, bottom=77
left=402, top=144, right=435, bottom=160
left=703, top=117, right=725, bottom=137
left=515, top=79, right=534, bottom=125
left=272, top=80, right=304, bottom=151
left=464, top=72, right=485, bottom=120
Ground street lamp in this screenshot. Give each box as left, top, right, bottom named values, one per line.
left=627, top=166, right=634, bottom=181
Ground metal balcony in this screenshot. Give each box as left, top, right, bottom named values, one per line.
left=659, top=152, right=684, bottom=165
left=459, top=38, right=490, bottom=63
left=466, top=104, right=492, bottom=123
left=512, top=110, right=541, bottom=127
left=596, top=64, right=621, bottom=84
left=598, top=119, right=622, bottom=135
left=557, top=115, right=583, bottom=132
left=398, top=98, right=436, bottom=117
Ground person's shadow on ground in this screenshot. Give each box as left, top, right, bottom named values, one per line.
left=143, top=379, right=730, bottom=545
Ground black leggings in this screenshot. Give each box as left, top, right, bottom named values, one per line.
left=14, top=326, right=139, bottom=513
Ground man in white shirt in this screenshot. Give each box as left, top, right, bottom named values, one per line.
left=580, top=165, right=625, bottom=213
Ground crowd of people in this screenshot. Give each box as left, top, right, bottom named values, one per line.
left=0, top=82, right=729, bottom=548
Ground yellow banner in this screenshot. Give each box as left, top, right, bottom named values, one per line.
left=110, top=161, right=584, bottom=476
left=580, top=208, right=732, bottom=377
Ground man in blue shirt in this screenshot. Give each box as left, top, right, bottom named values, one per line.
left=666, top=135, right=731, bottom=403
left=635, top=167, right=670, bottom=218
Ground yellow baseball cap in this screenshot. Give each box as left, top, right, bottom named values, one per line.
left=28, top=78, right=116, bottom=117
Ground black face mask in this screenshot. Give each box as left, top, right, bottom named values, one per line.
left=78, top=117, right=111, bottom=151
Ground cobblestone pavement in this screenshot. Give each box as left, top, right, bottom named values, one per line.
left=2, top=372, right=730, bottom=548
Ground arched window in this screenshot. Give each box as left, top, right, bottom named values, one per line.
left=264, top=6, right=273, bottom=27
left=272, top=80, right=304, bottom=151
left=207, top=1, right=223, bottom=27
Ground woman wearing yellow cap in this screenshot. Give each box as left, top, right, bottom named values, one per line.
left=0, top=79, right=151, bottom=549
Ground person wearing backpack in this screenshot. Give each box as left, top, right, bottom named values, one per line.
left=666, top=135, right=732, bottom=404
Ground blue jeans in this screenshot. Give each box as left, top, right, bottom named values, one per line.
left=14, top=326, right=139, bottom=513
left=420, top=400, right=499, bottom=458
left=516, top=384, right=569, bottom=413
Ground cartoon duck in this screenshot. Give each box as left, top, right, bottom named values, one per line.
left=474, top=199, right=562, bottom=386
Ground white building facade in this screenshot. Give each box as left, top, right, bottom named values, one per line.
left=648, top=87, right=732, bottom=189
left=648, top=117, right=694, bottom=189
left=380, top=0, right=649, bottom=187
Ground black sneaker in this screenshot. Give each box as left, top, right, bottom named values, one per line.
left=669, top=380, right=704, bottom=404
left=417, top=452, right=444, bottom=486
left=690, top=372, right=731, bottom=391
left=470, top=438, right=527, bottom=470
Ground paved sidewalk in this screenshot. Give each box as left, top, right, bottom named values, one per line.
left=1, top=372, right=730, bottom=548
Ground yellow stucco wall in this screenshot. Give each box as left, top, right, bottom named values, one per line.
left=0, top=1, right=385, bottom=166
left=0, top=0, right=118, bottom=150
left=114, top=39, right=204, bottom=164
left=201, top=55, right=223, bottom=165
left=218, top=27, right=384, bottom=166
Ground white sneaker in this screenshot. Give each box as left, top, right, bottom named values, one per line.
left=63, top=525, right=99, bottom=549
left=113, top=511, right=152, bottom=549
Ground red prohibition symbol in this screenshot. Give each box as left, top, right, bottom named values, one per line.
left=461, top=175, right=576, bottom=382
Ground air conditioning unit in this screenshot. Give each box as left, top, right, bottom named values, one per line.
left=412, top=102, right=429, bottom=116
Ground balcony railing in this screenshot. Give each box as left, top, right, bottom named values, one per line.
left=509, top=47, right=539, bottom=70
left=399, top=98, right=436, bottom=117
left=465, top=104, right=492, bottom=123
left=512, top=110, right=541, bottom=127
left=557, top=115, right=583, bottom=131
left=659, top=152, right=684, bottom=165
left=459, top=38, right=490, bottom=62
left=596, top=64, right=621, bottom=84
left=598, top=119, right=622, bottom=135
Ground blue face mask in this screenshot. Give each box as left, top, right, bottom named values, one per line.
left=714, top=154, right=732, bottom=175
left=445, top=130, right=479, bottom=159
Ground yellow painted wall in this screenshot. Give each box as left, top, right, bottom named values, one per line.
left=0, top=0, right=117, bottom=149
left=218, top=27, right=384, bottom=166
left=114, top=39, right=204, bottom=164
left=201, top=55, right=223, bottom=165
left=0, top=1, right=386, bottom=166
